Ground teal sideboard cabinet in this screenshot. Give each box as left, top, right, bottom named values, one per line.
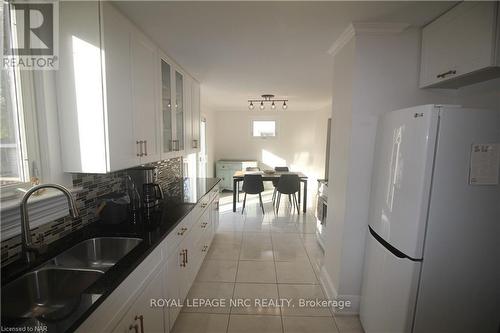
left=215, top=160, right=258, bottom=190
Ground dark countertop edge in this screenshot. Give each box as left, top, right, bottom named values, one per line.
left=1, top=178, right=221, bottom=332
left=68, top=177, right=221, bottom=331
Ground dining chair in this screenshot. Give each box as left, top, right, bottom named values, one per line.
left=272, top=167, right=289, bottom=205
left=238, top=167, right=261, bottom=201
left=242, top=174, right=265, bottom=214
left=275, top=174, right=300, bottom=214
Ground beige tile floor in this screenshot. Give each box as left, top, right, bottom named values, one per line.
left=172, top=191, right=364, bottom=333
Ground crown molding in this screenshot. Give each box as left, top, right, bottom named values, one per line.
left=328, top=22, right=410, bottom=56
left=327, top=24, right=356, bottom=56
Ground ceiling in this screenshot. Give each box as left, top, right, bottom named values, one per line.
left=115, top=1, right=457, bottom=112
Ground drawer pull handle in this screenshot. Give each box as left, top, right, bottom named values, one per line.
left=436, top=70, right=456, bottom=79
left=177, top=227, right=188, bottom=235
left=180, top=249, right=187, bottom=267
left=135, top=315, right=144, bottom=333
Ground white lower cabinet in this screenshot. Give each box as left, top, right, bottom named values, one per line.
left=178, top=225, right=198, bottom=306
left=111, top=269, right=165, bottom=333
left=211, top=192, right=220, bottom=235
left=75, top=246, right=164, bottom=333
left=164, top=193, right=219, bottom=331
left=164, top=254, right=180, bottom=331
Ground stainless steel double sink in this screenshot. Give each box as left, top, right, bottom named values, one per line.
left=2, top=237, right=142, bottom=320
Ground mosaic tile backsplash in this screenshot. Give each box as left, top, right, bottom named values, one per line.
left=1, top=157, right=183, bottom=266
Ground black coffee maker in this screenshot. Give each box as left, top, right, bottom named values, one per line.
left=127, top=166, right=164, bottom=209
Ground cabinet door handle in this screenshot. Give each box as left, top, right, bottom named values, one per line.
left=143, top=140, right=148, bottom=156
left=135, top=315, right=144, bottom=333
left=129, top=324, right=139, bottom=333
left=136, top=141, right=142, bottom=157
left=436, top=70, right=456, bottom=79
left=185, top=249, right=188, bottom=264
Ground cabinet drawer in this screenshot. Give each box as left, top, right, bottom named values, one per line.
left=165, top=219, right=189, bottom=258
left=197, top=208, right=212, bottom=235
left=190, top=195, right=210, bottom=220
left=209, top=185, right=220, bottom=201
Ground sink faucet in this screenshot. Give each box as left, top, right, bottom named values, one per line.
left=20, top=184, right=80, bottom=263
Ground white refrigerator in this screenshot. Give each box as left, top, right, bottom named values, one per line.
left=360, top=105, right=500, bottom=333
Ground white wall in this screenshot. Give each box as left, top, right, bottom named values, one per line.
left=322, top=26, right=457, bottom=313
left=201, top=104, right=217, bottom=178
left=324, top=37, right=355, bottom=296
left=214, top=108, right=330, bottom=199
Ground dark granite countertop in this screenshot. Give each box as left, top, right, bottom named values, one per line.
left=1, top=177, right=220, bottom=333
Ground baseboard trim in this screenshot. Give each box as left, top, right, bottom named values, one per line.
left=319, top=266, right=361, bottom=315
left=319, top=266, right=337, bottom=300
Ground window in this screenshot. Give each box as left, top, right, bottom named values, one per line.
left=1, top=5, right=41, bottom=197
left=252, top=120, right=276, bottom=138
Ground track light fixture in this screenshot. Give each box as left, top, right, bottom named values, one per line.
left=248, top=94, right=288, bottom=110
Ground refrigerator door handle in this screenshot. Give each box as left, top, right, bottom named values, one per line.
left=369, top=226, right=423, bottom=262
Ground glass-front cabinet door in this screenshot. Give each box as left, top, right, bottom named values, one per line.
left=175, top=70, right=184, bottom=151
left=160, top=54, right=186, bottom=156
left=161, top=59, right=173, bottom=153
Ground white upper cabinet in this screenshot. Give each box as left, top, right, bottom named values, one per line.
left=184, top=74, right=193, bottom=154
left=158, top=54, right=201, bottom=158
left=58, top=2, right=200, bottom=173
left=159, top=53, right=194, bottom=159
left=420, top=2, right=500, bottom=88
left=190, top=80, right=201, bottom=153
left=130, top=28, right=161, bottom=164
left=174, top=70, right=185, bottom=152
left=58, top=1, right=128, bottom=173
left=100, top=2, right=138, bottom=172
left=160, top=55, right=175, bottom=157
